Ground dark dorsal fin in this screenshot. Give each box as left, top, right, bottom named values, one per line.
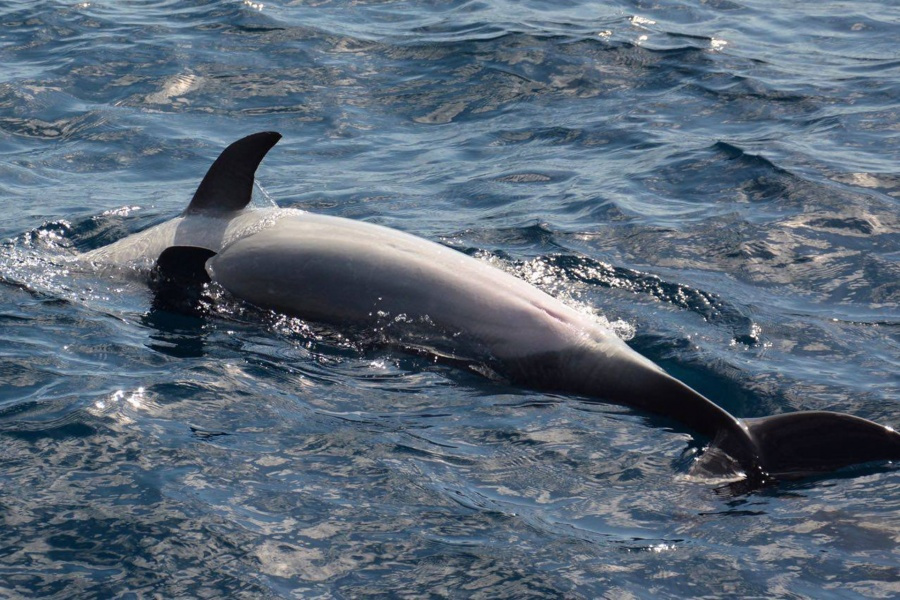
left=184, top=131, right=282, bottom=215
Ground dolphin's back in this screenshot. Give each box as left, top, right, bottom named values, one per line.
left=209, top=213, right=600, bottom=360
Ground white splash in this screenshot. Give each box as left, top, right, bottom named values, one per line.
left=630, top=16, right=657, bottom=27
left=146, top=73, right=201, bottom=105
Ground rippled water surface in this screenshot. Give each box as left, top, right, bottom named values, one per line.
left=2, top=1, right=899, bottom=597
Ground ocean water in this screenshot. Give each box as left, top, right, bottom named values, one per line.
left=1, top=0, right=899, bottom=597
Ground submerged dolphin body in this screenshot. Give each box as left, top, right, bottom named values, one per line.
left=83, top=132, right=900, bottom=486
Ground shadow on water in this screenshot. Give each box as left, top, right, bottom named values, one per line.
left=140, top=245, right=218, bottom=358
left=142, top=267, right=211, bottom=359
left=142, top=308, right=209, bottom=359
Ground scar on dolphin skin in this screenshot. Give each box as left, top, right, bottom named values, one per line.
left=80, top=132, right=900, bottom=489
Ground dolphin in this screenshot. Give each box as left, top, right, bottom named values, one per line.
left=82, top=131, right=900, bottom=487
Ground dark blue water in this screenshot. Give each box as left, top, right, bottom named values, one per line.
left=2, top=1, right=899, bottom=597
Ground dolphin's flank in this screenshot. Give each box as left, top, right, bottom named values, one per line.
left=82, top=132, right=900, bottom=488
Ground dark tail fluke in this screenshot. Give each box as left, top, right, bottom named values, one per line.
left=510, top=345, right=900, bottom=486
left=743, top=411, right=900, bottom=480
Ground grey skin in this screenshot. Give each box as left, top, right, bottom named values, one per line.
left=82, top=132, right=900, bottom=487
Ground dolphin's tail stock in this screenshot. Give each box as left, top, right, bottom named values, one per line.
left=510, top=344, right=900, bottom=487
